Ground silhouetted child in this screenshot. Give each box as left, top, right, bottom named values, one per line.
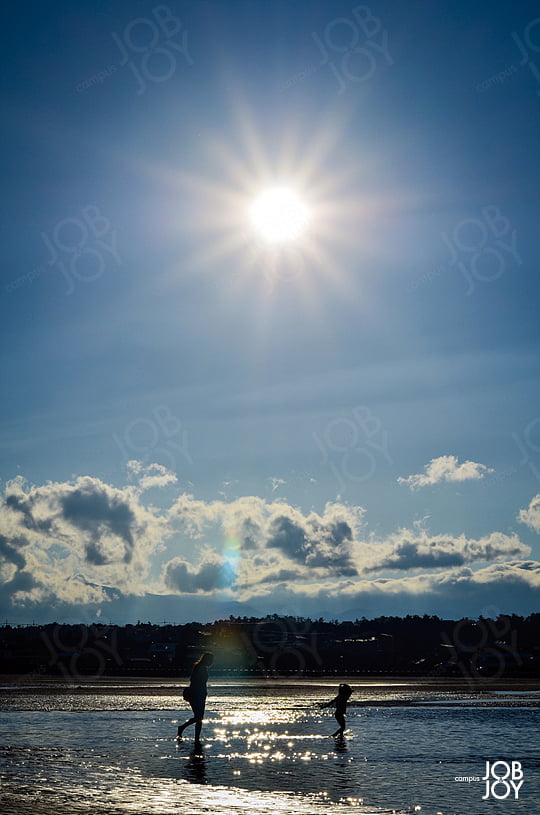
left=320, top=683, right=352, bottom=737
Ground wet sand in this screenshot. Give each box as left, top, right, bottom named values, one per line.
left=2, top=673, right=540, bottom=696
left=0, top=674, right=540, bottom=815
left=0, top=793, right=122, bottom=815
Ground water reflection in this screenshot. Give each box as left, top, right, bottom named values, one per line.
left=333, top=735, right=348, bottom=754
left=3, top=682, right=539, bottom=815
left=185, top=744, right=207, bottom=785
left=332, top=736, right=352, bottom=792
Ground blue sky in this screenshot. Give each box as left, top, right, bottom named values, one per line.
left=1, top=0, right=540, bottom=624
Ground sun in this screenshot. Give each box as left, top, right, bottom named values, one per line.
left=249, top=186, right=310, bottom=244
left=168, top=108, right=384, bottom=306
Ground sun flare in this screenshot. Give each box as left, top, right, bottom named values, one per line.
left=249, top=187, right=310, bottom=244
left=168, top=106, right=384, bottom=307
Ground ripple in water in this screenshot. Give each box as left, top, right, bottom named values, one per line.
left=1, top=680, right=539, bottom=814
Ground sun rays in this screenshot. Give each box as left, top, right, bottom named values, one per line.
left=150, top=101, right=391, bottom=319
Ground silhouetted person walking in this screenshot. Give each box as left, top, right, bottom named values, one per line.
left=320, top=683, right=352, bottom=737
left=177, top=652, right=214, bottom=743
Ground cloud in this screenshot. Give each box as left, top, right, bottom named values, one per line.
left=257, top=568, right=305, bottom=584
left=238, top=560, right=540, bottom=620
left=164, top=495, right=528, bottom=595
left=361, top=531, right=530, bottom=573
left=0, top=533, right=27, bottom=573
left=518, top=494, right=540, bottom=532
left=60, top=478, right=136, bottom=564
left=267, top=515, right=307, bottom=560
left=398, top=455, right=493, bottom=490
left=263, top=509, right=355, bottom=570
left=168, top=494, right=363, bottom=578
left=0, top=470, right=170, bottom=607
left=158, top=496, right=362, bottom=598
left=5, top=560, right=540, bottom=624
left=126, top=460, right=178, bottom=491
left=163, top=552, right=235, bottom=593
left=2, top=468, right=538, bottom=621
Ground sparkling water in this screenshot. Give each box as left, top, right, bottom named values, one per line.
left=1, top=678, right=539, bottom=814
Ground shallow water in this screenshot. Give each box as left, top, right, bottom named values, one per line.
left=1, top=679, right=539, bottom=814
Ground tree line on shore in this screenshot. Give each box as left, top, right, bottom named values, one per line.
left=1, top=613, right=539, bottom=678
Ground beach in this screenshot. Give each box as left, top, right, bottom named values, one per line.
left=1, top=676, right=539, bottom=815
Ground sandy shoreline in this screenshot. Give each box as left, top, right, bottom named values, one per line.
left=2, top=677, right=539, bottom=815
left=1, top=674, right=539, bottom=695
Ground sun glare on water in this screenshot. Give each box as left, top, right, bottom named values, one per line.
left=249, top=187, right=310, bottom=244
